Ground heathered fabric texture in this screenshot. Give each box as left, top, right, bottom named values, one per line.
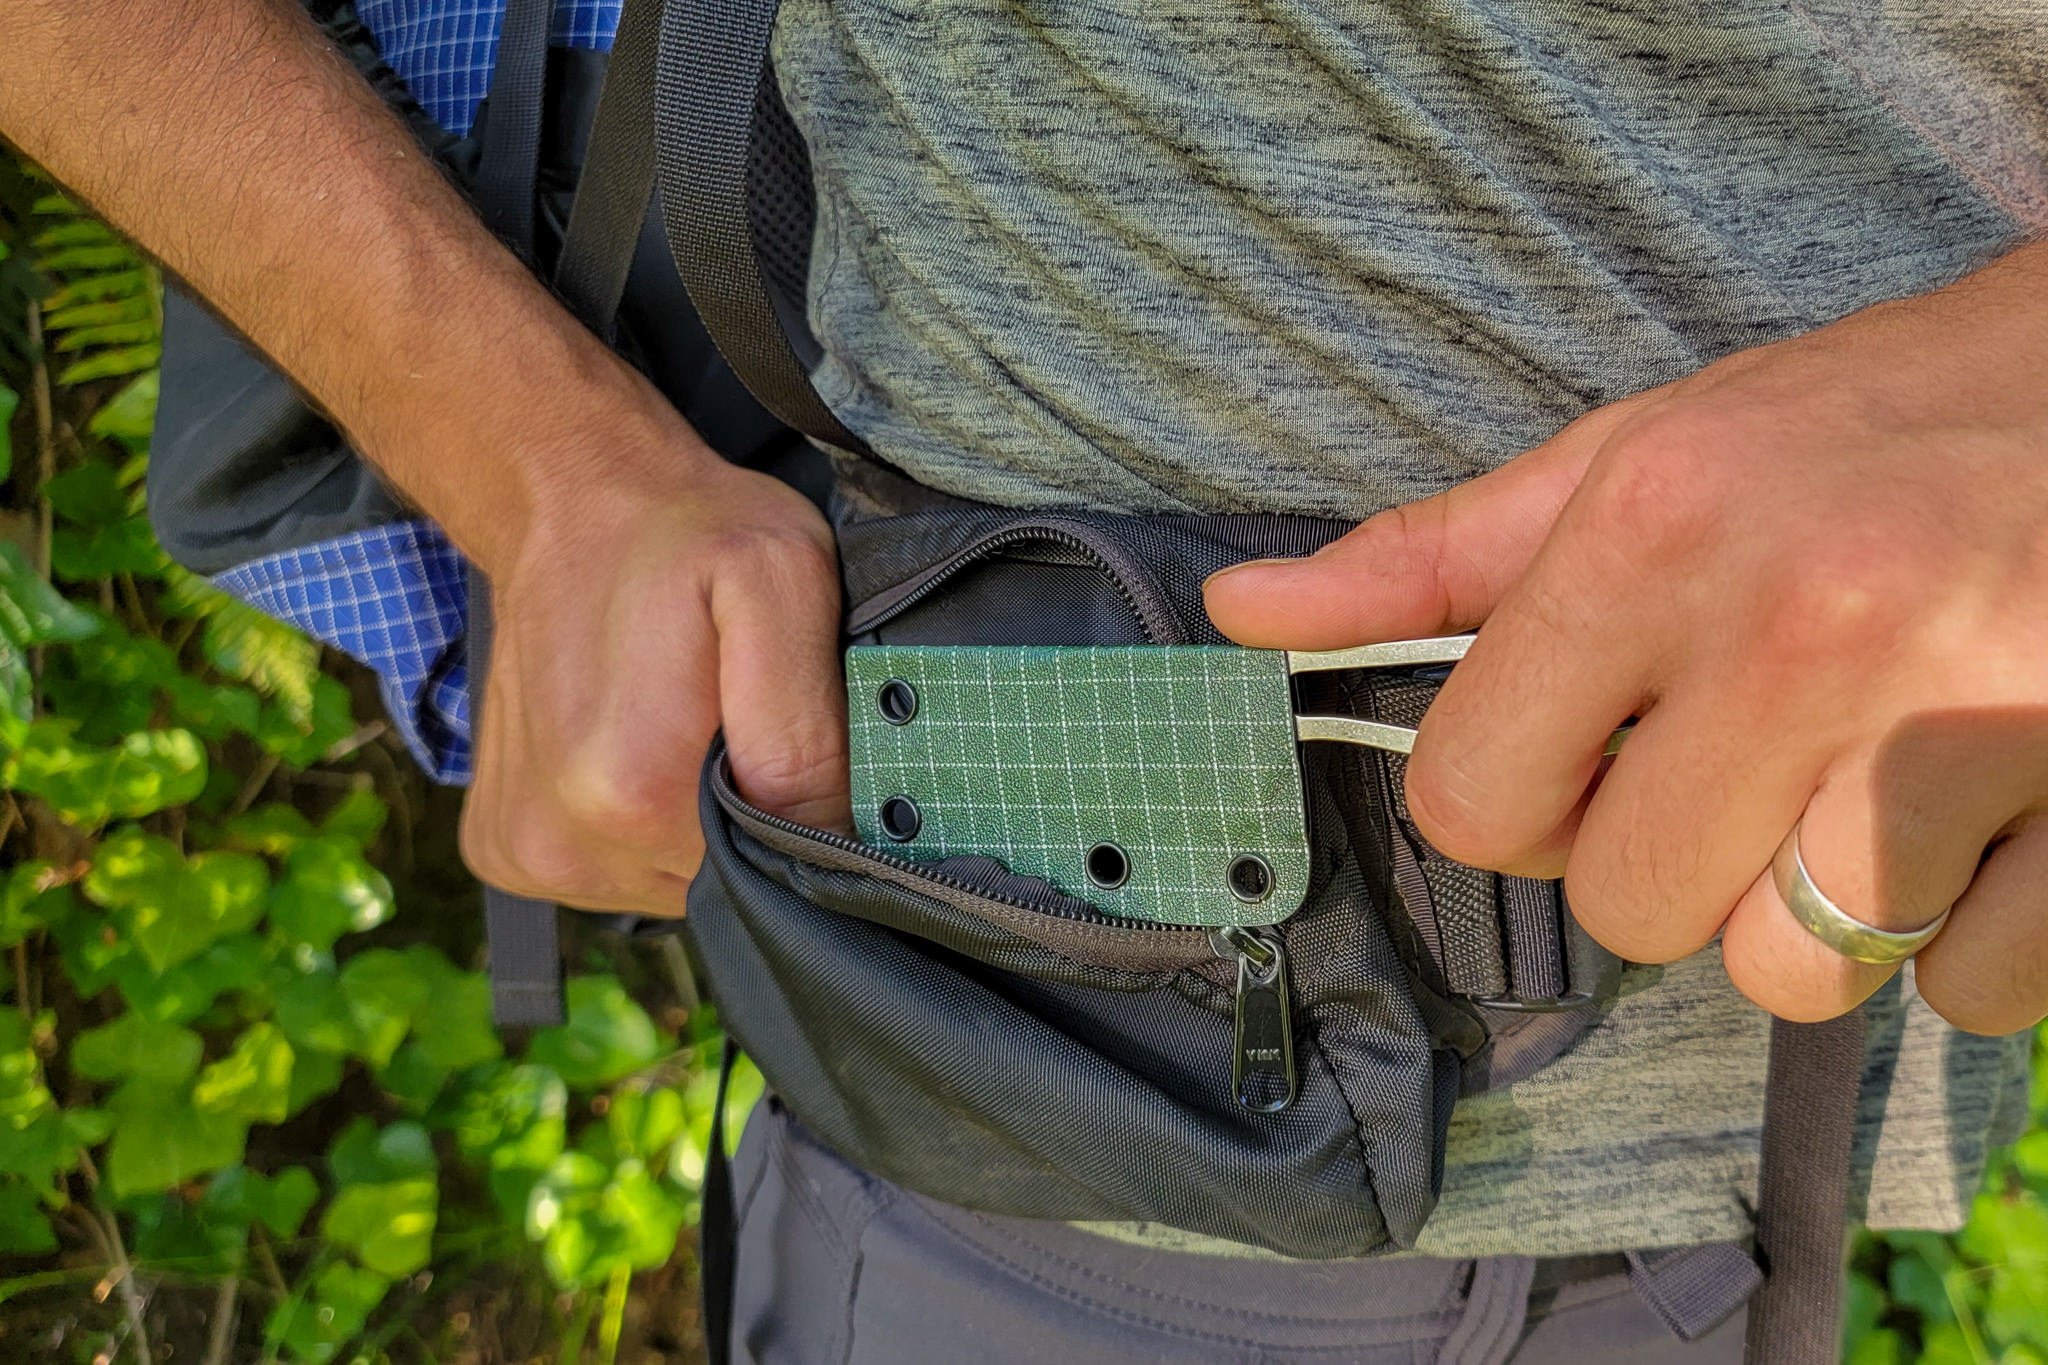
left=768, top=0, right=2048, bottom=1254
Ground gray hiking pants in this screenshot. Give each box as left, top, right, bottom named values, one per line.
left=728, top=1101, right=1749, bottom=1364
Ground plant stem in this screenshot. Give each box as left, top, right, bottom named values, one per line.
left=598, top=1264, right=630, bottom=1365
left=201, top=1273, right=240, bottom=1365
left=76, top=1151, right=154, bottom=1365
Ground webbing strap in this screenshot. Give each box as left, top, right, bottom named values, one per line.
left=1368, top=678, right=1586, bottom=1004
left=1627, top=1243, right=1763, bottom=1341
left=469, top=0, right=565, bottom=1030
left=474, top=0, right=551, bottom=251
left=1435, top=1256, right=1534, bottom=1365
left=651, top=0, right=873, bottom=454
left=554, top=0, right=663, bottom=332
left=700, top=1038, right=742, bottom=1365
left=1744, top=1011, right=1866, bottom=1365
left=468, top=566, right=567, bottom=1028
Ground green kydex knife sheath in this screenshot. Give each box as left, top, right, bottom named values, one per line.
left=843, top=639, right=1490, bottom=929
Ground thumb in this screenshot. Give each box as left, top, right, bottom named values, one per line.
left=1204, top=403, right=1633, bottom=649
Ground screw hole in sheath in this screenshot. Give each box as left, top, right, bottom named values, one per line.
left=1086, top=842, right=1130, bottom=890
left=879, top=795, right=922, bottom=841
left=1228, top=854, right=1273, bottom=903
left=877, top=678, right=918, bottom=725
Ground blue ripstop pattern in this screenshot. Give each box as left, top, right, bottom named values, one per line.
left=206, top=3, right=625, bottom=783
left=353, top=0, right=622, bottom=135
left=213, top=521, right=475, bottom=782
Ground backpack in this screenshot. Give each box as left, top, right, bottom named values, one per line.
left=145, top=3, right=1869, bottom=1361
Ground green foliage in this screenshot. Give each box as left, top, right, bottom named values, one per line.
left=1, top=166, right=739, bottom=1363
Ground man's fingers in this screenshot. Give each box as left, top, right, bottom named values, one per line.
left=1202, top=400, right=1635, bottom=649
left=713, top=540, right=852, bottom=833
left=1559, top=671, right=1828, bottom=963
left=1913, top=817, right=2048, bottom=1035
left=1717, top=754, right=2015, bottom=1022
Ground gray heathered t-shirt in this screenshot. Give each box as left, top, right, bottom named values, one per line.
left=769, top=0, right=2048, bottom=1254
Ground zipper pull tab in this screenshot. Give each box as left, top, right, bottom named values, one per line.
left=1212, top=926, right=1298, bottom=1113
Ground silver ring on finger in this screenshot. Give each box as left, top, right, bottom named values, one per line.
left=1772, top=818, right=1951, bottom=965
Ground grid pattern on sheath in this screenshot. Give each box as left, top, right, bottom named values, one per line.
left=845, top=645, right=1311, bottom=928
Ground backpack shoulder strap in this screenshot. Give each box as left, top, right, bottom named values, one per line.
left=650, top=0, right=873, bottom=456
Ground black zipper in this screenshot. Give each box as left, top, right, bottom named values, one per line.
left=846, top=519, right=1184, bottom=644
left=1212, top=926, right=1300, bottom=1112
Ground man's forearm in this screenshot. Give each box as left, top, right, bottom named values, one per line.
left=0, top=0, right=693, bottom=570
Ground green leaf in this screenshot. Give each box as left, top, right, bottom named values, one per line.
left=85, top=829, right=268, bottom=972
left=1844, top=1328, right=1904, bottom=1365
left=252, top=673, right=357, bottom=766
left=192, top=1023, right=294, bottom=1123
left=408, top=964, right=502, bottom=1073
left=266, top=1260, right=391, bottom=1365
left=274, top=967, right=362, bottom=1057
left=201, top=1165, right=319, bottom=1239
left=328, top=1117, right=436, bottom=1186
left=0, top=383, right=16, bottom=483
left=85, top=371, right=158, bottom=449
left=108, top=934, right=269, bottom=1025
left=0, top=541, right=101, bottom=738
left=6, top=723, right=208, bottom=826
left=42, top=269, right=147, bottom=309
left=320, top=786, right=389, bottom=844
left=42, top=462, right=129, bottom=527
left=36, top=244, right=137, bottom=274
left=49, top=518, right=166, bottom=581
left=71, top=1014, right=204, bottom=1084
left=527, top=977, right=666, bottom=1089
left=322, top=1177, right=438, bottom=1277
left=338, top=948, right=433, bottom=1068
left=51, top=320, right=159, bottom=353
left=1889, top=1247, right=1957, bottom=1325
left=269, top=836, right=394, bottom=953
left=198, top=595, right=319, bottom=722
left=43, top=296, right=152, bottom=331
left=450, top=1063, right=567, bottom=1219
left=0, top=1179, right=56, bottom=1254
left=104, top=1079, right=248, bottom=1196
left=55, top=342, right=160, bottom=385
left=526, top=1152, right=687, bottom=1289
left=607, top=1087, right=686, bottom=1163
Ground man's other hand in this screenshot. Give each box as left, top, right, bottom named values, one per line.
left=1207, top=244, right=2048, bottom=1033
left=457, top=406, right=849, bottom=918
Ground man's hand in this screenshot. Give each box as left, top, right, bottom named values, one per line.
left=1207, top=244, right=2048, bottom=1033
left=1, top=0, right=851, bottom=917
left=460, top=407, right=848, bottom=917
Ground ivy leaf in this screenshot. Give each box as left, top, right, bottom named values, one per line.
left=0, top=542, right=100, bottom=740
left=50, top=519, right=167, bottom=582
left=265, top=1260, right=392, bottom=1365
left=191, top=1023, right=294, bottom=1123
left=108, top=934, right=269, bottom=1025
left=251, top=673, right=356, bottom=766
left=42, top=461, right=129, bottom=528
left=320, top=786, right=389, bottom=844
left=606, top=1087, right=686, bottom=1164
left=6, top=722, right=207, bottom=826
left=328, top=1117, right=436, bottom=1185
left=405, top=954, right=501, bottom=1073
left=269, top=836, right=394, bottom=953
left=274, top=966, right=363, bottom=1058
left=86, top=829, right=268, bottom=973
left=450, top=1063, right=567, bottom=1219
left=338, top=949, right=431, bottom=1070
left=322, top=1176, right=438, bottom=1277
left=0, top=1178, right=56, bottom=1254
left=104, top=1078, right=249, bottom=1197
left=71, top=1014, right=204, bottom=1084
left=527, top=977, right=665, bottom=1090
left=202, top=1165, right=319, bottom=1239
left=526, top=1152, right=686, bottom=1289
